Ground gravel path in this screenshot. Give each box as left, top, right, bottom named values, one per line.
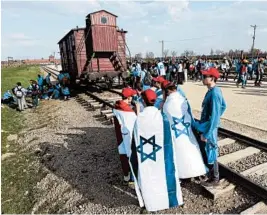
left=15, top=93, right=261, bottom=214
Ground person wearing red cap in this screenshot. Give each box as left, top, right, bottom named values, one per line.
left=163, top=82, right=207, bottom=180
left=129, top=89, right=184, bottom=211
left=113, top=88, right=137, bottom=185
left=152, top=76, right=165, bottom=109
left=193, top=67, right=226, bottom=187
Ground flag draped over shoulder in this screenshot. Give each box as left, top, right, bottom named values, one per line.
left=113, top=101, right=137, bottom=176
left=130, top=106, right=183, bottom=212
left=163, top=92, right=207, bottom=179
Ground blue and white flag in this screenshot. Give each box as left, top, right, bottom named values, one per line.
left=163, top=92, right=207, bottom=179
left=113, top=108, right=137, bottom=157
left=129, top=106, right=183, bottom=212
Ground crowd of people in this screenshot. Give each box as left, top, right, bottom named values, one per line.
left=126, top=56, right=266, bottom=90
left=1, top=71, right=71, bottom=111
left=113, top=66, right=226, bottom=211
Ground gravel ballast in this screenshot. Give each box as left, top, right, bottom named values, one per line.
left=15, top=93, right=262, bottom=214
left=227, top=152, right=267, bottom=173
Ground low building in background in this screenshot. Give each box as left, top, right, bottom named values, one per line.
left=1, top=55, right=61, bottom=68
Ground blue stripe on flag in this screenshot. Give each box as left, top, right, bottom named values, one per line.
left=163, top=113, right=178, bottom=207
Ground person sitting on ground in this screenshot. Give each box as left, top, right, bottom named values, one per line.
left=42, top=85, right=49, bottom=100
left=45, top=73, right=52, bottom=86
left=1, top=90, right=15, bottom=105
left=50, top=84, right=61, bottom=99
left=57, top=70, right=64, bottom=85
left=61, top=84, right=70, bottom=100
left=62, top=71, right=71, bottom=86
left=47, top=84, right=54, bottom=98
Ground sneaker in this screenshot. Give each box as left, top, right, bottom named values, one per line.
left=198, top=175, right=209, bottom=182
left=201, top=179, right=220, bottom=187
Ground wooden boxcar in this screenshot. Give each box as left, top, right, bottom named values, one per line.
left=58, top=10, right=129, bottom=84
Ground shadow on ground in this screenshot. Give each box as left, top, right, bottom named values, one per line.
left=38, top=126, right=139, bottom=209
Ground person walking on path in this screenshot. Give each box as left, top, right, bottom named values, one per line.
left=193, top=67, right=226, bottom=187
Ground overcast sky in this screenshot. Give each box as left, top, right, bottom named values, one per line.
left=2, top=0, right=267, bottom=60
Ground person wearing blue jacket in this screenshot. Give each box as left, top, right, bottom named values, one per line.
left=57, top=71, right=64, bottom=84
left=37, top=74, right=44, bottom=92
left=61, top=85, right=70, bottom=100
left=45, top=73, right=52, bottom=86
left=193, top=67, right=226, bottom=187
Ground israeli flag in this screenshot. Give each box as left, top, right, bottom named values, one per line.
left=129, top=106, right=183, bottom=212
left=163, top=92, right=207, bottom=179
left=113, top=109, right=137, bottom=157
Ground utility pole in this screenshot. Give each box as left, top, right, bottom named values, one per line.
left=250, top=25, right=257, bottom=57
left=159, top=40, right=164, bottom=61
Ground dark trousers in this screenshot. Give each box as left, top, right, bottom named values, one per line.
left=194, top=128, right=219, bottom=182
left=255, top=72, right=263, bottom=85
left=177, top=72, right=184, bottom=84
left=195, top=70, right=201, bottom=81
left=199, top=140, right=219, bottom=181
left=221, top=69, right=229, bottom=81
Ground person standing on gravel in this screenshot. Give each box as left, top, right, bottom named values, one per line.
left=113, top=88, right=137, bottom=185
left=30, top=80, right=40, bottom=108
left=37, top=74, right=44, bottom=92
left=163, top=82, right=207, bottom=180
left=14, top=82, right=25, bottom=111
left=193, top=67, right=226, bottom=187
left=129, top=89, right=183, bottom=211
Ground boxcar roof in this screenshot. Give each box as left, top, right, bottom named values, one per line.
left=86, top=10, right=118, bottom=18
left=58, top=27, right=85, bottom=44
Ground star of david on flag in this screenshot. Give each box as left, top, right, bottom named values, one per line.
left=137, top=135, right=162, bottom=162
left=171, top=116, right=190, bottom=138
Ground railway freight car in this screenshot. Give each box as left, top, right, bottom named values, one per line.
left=58, top=10, right=130, bottom=86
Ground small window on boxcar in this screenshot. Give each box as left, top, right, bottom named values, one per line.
left=101, top=16, right=107, bottom=24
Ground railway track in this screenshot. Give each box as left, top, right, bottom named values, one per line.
left=41, top=66, right=59, bottom=80
left=76, top=86, right=267, bottom=213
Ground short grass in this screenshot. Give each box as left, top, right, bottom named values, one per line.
left=1, top=65, right=46, bottom=213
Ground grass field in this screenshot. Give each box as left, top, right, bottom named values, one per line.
left=1, top=66, right=45, bottom=213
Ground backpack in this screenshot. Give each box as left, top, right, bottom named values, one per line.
left=16, top=88, right=23, bottom=98
left=143, top=72, right=152, bottom=85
